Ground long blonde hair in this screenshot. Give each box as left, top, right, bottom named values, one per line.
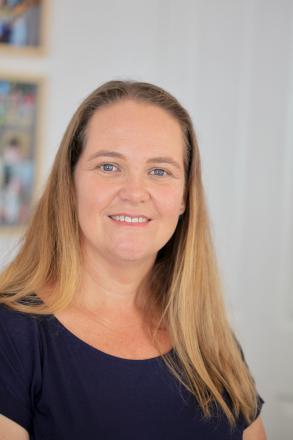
left=0, top=79, right=260, bottom=429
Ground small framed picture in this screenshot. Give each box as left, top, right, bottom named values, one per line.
left=0, top=0, right=47, bottom=55
left=0, top=73, right=43, bottom=230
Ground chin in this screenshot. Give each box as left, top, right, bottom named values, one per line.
left=109, top=247, right=156, bottom=263
left=114, top=252, right=152, bottom=262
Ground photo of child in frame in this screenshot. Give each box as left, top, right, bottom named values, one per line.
left=0, top=78, right=39, bottom=227
left=0, top=0, right=43, bottom=49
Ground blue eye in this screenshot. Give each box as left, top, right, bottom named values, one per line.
left=99, top=163, right=118, bottom=172
left=97, top=163, right=169, bottom=177
left=150, top=168, right=168, bottom=176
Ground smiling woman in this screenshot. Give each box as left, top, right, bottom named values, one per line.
left=74, top=99, right=186, bottom=265
left=0, top=80, right=266, bottom=439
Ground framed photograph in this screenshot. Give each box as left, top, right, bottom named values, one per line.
left=0, top=74, right=43, bottom=231
left=0, top=0, right=47, bottom=55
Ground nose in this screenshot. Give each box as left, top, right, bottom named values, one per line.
left=118, top=173, right=150, bottom=203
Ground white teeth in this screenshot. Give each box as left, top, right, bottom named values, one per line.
left=110, top=215, right=148, bottom=223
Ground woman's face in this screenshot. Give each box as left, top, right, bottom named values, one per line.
left=74, top=99, right=186, bottom=264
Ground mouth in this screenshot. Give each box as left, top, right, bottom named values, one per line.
left=108, top=215, right=152, bottom=227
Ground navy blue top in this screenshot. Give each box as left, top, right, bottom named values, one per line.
left=0, top=304, right=264, bottom=439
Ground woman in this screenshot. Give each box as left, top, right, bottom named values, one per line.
left=0, top=80, right=266, bottom=439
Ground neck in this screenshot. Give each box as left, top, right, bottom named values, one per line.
left=72, top=245, right=157, bottom=315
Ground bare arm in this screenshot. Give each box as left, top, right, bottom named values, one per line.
left=243, top=416, right=267, bottom=440
left=0, top=414, right=29, bottom=440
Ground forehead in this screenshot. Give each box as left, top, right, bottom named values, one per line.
left=84, top=99, right=185, bottom=159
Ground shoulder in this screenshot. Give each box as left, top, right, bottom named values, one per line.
left=0, top=303, right=42, bottom=341
left=0, top=303, right=44, bottom=377
left=0, top=303, right=44, bottom=432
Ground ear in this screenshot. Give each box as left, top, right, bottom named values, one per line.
left=179, top=202, right=186, bottom=215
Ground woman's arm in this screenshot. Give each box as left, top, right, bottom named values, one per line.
left=243, top=416, right=267, bottom=440
left=0, top=414, right=29, bottom=440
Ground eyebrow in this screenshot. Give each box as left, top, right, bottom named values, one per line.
left=87, top=150, right=182, bottom=170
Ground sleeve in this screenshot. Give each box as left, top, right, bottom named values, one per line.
left=233, top=333, right=265, bottom=427
left=254, top=393, right=265, bottom=420
left=0, top=304, right=42, bottom=432
left=241, top=393, right=265, bottom=430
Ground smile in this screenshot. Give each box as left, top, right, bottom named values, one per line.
left=108, top=215, right=151, bottom=226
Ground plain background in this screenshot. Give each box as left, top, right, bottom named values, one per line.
left=0, top=1, right=292, bottom=438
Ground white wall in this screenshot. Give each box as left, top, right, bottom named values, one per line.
left=1, top=0, right=293, bottom=437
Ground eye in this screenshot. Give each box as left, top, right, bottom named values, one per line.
left=96, top=163, right=170, bottom=177
left=150, top=168, right=170, bottom=177
left=98, top=163, right=119, bottom=173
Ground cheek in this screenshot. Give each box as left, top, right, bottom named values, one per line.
left=75, top=172, right=185, bottom=217
left=76, top=178, right=114, bottom=212
left=155, top=185, right=184, bottom=215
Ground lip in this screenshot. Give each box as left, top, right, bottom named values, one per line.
left=108, top=213, right=151, bottom=220
left=108, top=214, right=152, bottom=227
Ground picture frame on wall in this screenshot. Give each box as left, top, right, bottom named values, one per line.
left=0, top=73, right=43, bottom=231
left=0, top=0, right=47, bottom=55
